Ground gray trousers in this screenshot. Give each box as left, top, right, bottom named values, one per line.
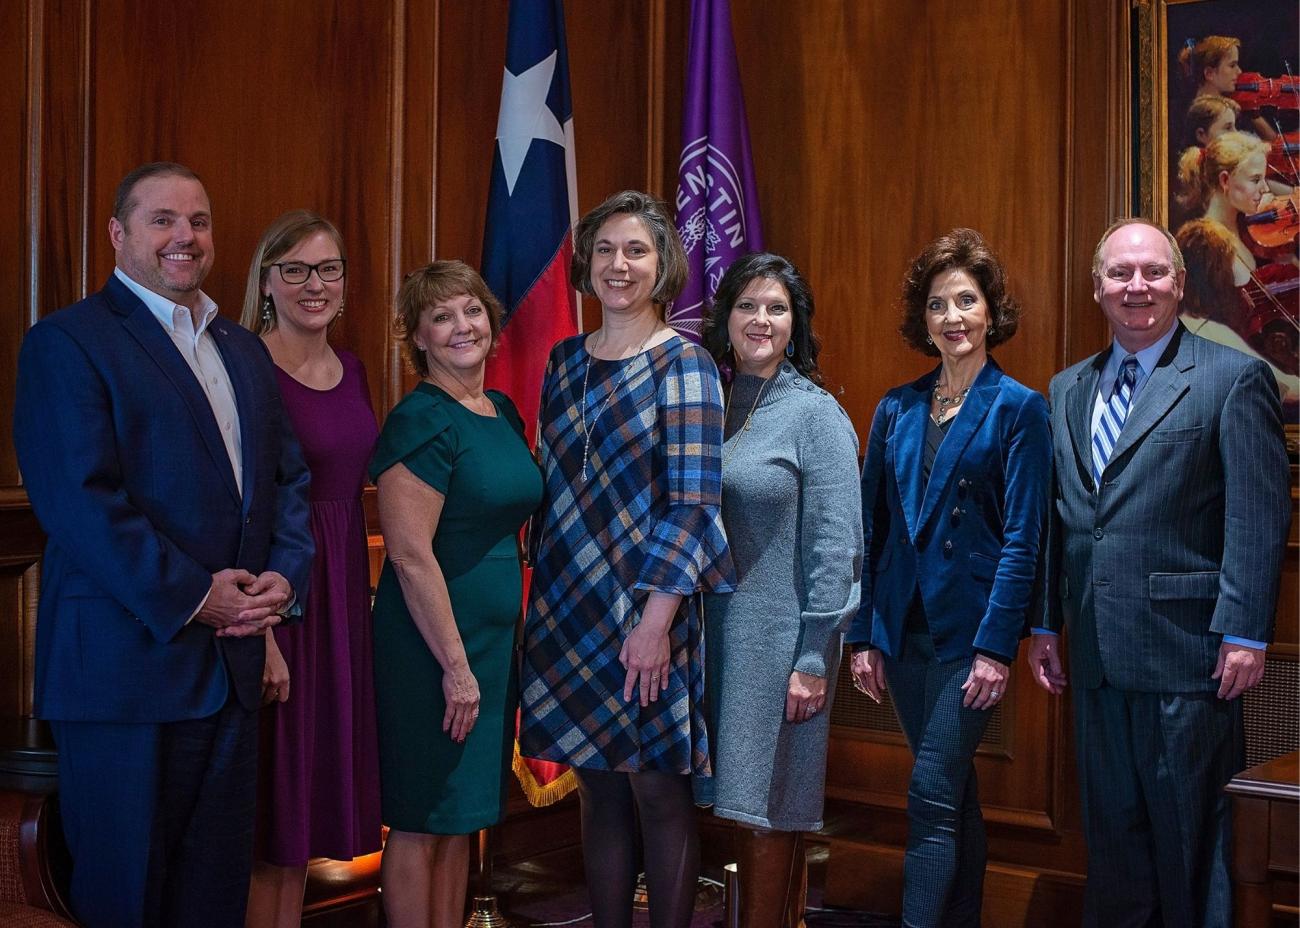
left=1074, top=682, right=1242, bottom=928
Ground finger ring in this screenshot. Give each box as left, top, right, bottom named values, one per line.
left=805, top=705, right=817, bottom=715
left=990, top=690, right=1001, bottom=697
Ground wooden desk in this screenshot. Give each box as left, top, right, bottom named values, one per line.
left=1226, top=751, right=1299, bottom=928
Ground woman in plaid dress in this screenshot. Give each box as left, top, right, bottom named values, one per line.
left=519, top=190, right=735, bottom=928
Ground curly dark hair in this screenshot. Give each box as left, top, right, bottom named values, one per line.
left=899, top=228, right=1021, bottom=357
left=702, top=252, right=823, bottom=386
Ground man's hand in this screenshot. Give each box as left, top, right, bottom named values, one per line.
left=242, top=570, right=292, bottom=611
left=195, top=569, right=289, bottom=637
left=1026, top=633, right=1067, bottom=695
left=221, top=571, right=292, bottom=638
left=1212, top=642, right=1266, bottom=700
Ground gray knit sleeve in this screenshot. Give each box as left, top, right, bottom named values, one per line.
left=793, top=395, right=864, bottom=676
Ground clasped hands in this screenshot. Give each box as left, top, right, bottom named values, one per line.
left=195, top=568, right=292, bottom=638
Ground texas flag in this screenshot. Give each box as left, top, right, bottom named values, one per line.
left=482, top=0, right=579, bottom=808
left=482, top=0, right=580, bottom=446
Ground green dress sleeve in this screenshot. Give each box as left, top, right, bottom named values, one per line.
left=369, top=390, right=458, bottom=493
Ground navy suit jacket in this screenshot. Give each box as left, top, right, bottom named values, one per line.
left=14, top=274, right=314, bottom=721
left=847, top=360, right=1051, bottom=662
left=1040, top=324, right=1290, bottom=692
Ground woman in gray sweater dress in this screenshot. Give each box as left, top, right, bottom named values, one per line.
left=701, top=253, right=863, bottom=928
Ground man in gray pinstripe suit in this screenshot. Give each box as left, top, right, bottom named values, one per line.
left=1027, top=218, right=1291, bottom=928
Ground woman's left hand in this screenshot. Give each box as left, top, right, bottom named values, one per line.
left=620, top=621, right=671, bottom=707
left=786, top=670, right=828, bottom=724
left=261, top=631, right=290, bottom=705
left=961, top=654, right=1010, bottom=710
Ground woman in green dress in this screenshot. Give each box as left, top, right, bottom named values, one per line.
left=370, top=261, right=542, bottom=928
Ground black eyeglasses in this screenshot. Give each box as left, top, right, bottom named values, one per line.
left=272, top=259, right=346, bottom=284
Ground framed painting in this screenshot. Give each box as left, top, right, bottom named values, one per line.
left=1132, top=0, right=1299, bottom=445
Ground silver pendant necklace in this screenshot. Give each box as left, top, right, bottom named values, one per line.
left=580, top=332, right=653, bottom=481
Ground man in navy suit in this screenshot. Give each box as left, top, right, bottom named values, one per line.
left=1027, top=218, right=1290, bottom=927
left=13, top=162, right=313, bottom=927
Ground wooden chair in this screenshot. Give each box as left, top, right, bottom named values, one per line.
left=0, top=787, right=76, bottom=927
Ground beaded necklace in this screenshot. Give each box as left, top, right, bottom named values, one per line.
left=931, top=382, right=970, bottom=425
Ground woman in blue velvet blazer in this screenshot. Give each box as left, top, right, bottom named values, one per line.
left=847, top=229, right=1050, bottom=928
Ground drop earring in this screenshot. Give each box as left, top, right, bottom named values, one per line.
left=261, top=295, right=274, bottom=324
left=785, top=341, right=795, bottom=357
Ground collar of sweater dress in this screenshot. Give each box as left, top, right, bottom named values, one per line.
left=725, top=362, right=823, bottom=440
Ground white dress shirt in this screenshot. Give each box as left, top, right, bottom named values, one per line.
left=114, top=268, right=243, bottom=494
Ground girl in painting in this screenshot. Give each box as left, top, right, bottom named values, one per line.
left=1179, top=35, right=1279, bottom=141
left=1183, top=94, right=1292, bottom=197
left=1175, top=130, right=1299, bottom=407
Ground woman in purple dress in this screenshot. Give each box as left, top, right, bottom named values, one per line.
left=239, top=210, right=383, bottom=927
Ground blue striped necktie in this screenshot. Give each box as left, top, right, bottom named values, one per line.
left=1092, top=356, right=1138, bottom=488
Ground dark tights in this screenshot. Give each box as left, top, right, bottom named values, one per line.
left=573, top=768, right=699, bottom=928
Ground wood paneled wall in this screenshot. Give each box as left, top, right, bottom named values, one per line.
left=720, top=1, right=1117, bottom=912
left=2, top=1, right=1294, bottom=921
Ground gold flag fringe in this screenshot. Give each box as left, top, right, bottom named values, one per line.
left=512, top=739, right=578, bottom=807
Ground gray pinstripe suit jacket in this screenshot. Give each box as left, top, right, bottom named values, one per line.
left=1041, top=323, right=1291, bottom=692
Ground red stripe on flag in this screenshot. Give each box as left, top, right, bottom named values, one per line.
left=485, top=236, right=578, bottom=446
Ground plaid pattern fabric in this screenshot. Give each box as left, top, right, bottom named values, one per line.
left=520, top=335, right=735, bottom=775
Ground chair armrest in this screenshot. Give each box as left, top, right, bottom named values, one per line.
left=0, top=788, right=74, bottom=919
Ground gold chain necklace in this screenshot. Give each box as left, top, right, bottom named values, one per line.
left=580, top=332, right=653, bottom=481
left=722, top=374, right=773, bottom=465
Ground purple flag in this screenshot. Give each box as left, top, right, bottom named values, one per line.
left=671, top=0, right=764, bottom=340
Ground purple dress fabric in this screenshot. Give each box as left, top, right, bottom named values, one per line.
left=256, top=348, right=383, bottom=867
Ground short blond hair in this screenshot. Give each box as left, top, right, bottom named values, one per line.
left=394, top=261, right=503, bottom=377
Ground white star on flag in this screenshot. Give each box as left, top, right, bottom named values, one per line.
left=496, top=50, right=566, bottom=195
